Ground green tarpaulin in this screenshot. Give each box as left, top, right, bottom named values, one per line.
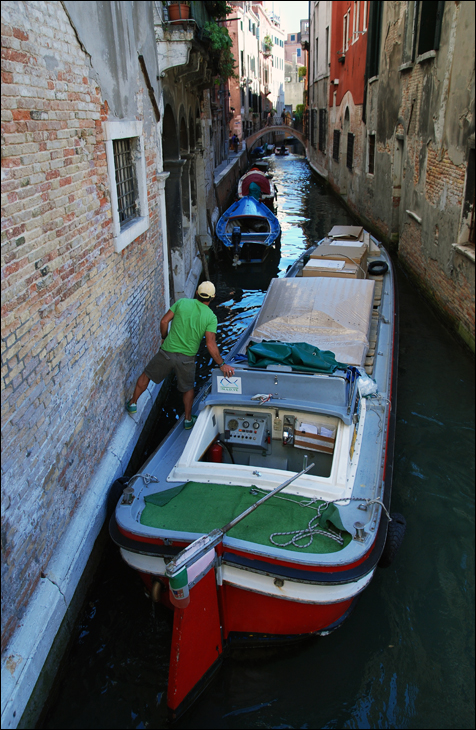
left=141, top=482, right=350, bottom=555
left=247, top=340, right=348, bottom=373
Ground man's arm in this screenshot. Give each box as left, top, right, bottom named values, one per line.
left=205, top=331, right=235, bottom=377
left=160, top=309, right=174, bottom=339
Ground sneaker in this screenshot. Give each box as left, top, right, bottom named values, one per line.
left=126, top=400, right=137, bottom=414
left=184, top=414, right=197, bottom=430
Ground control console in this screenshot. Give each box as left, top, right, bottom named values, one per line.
left=223, top=410, right=272, bottom=452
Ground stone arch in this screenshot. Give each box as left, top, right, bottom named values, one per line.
left=245, top=125, right=306, bottom=152
left=163, top=104, right=179, bottom=160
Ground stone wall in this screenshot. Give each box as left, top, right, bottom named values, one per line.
left=1, top=1, right=166, bottom=651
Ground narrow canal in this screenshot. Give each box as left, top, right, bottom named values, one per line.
left=39, top=156, right=474, bottom=730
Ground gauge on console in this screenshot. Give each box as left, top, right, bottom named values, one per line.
left=253, top=422, right=260, bottom=429
left=227, top=419, right=238, bottom=431
left=242, top=421, right=249, bottom=428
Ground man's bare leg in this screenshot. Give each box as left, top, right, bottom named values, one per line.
left=182, top=388, right=194, bottom=421
left=130, top=372, right=150, bottom=405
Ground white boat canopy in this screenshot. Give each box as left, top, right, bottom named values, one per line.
left=249, top=277, right=375, bottom=366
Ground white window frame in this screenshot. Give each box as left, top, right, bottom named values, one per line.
left=103, top=120, right=149, bottom=253
left=343, top=12, right=350, bottom=52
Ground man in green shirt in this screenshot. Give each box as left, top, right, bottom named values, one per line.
left=126, top=282, right=235, bottom=429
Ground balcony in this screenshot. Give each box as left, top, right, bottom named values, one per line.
left=154, top=2, right=196, bottom=74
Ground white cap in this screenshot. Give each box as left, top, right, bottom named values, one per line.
left=197, top=281, right=216, bottom=299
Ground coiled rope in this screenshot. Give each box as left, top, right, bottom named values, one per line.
left=250, top=488, right=392, bottom=549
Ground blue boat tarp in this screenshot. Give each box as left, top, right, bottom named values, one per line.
left=247, top=341, right=348, bottom=373
left=216, top=196, right=280, bottom=248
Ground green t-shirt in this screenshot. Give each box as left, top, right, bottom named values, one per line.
left=162, top=298, right=218, bottom=357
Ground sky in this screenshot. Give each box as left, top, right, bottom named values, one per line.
left=272, top=1, right=309, bottom=35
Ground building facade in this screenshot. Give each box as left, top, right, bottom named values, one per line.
left=307, top=1, right=474, bottom=351
left=227, top=1, right=285, bottom=141
left=1, top=1, right=236, bottom=725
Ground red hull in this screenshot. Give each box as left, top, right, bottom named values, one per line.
left=219, top=583, right=353, bottom=638
left=141, top=570, right=353, bottom=638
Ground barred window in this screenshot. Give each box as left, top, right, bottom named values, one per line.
left=347, top=132, right=354, bottom=170
left=368, top=134, right=375, bottom=174
left=311, top=108, right=317, bottom=148
left=113, top=138, right=137, bottom=226
left=103, top=120, right=149, bottom=253
left=318, top=108, right=327, bottom=152
left=333, top=130, right=340, bottom=161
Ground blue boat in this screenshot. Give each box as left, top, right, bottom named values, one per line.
left=215, top=196, right=281, bottom=266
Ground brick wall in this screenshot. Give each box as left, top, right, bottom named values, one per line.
left=1, top=2, right=165, bottom=651
left=399, top=220, right=475, bottom=341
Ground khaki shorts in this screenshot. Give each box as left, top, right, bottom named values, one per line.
left=144, top=349, right=196, bottom=392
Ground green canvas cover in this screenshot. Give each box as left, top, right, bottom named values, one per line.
left=141, top=482, right=350, bottom=555
left=247, top=340, right=348, bottom=373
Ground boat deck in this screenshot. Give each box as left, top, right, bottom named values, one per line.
left=140, top=481, right=351, bottom=555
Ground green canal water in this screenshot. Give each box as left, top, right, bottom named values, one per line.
left=39, top=157, right=474, bottom=729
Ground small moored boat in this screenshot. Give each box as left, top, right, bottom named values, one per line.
left=237, top=168, right=276, bottom=210
left=110, top=226, right=404, bottom=720
left=275, top=145, right=289, bottom=156
left=215, top=195, right=281, bottom=266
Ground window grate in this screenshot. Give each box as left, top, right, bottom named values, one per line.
left=113, top=138, right=137, bottom=226
left=333, top=130, right=340, bottom=161
left=347, top=132, right=354, bottom=170
left=318, top=108, right=327, bottom=152
left=368, top=134, right=375, bottom=174
left=311, top=109, right=317, bottom=148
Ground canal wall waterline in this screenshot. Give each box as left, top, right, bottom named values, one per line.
left=307, top=158, right=475, bottom=354
left=1, top=379, right=169, bottom=730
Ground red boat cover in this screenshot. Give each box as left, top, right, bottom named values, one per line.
left=238, top=170, right=272, bottom=198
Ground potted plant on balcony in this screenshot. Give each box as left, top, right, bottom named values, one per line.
left=263, top=34, right=273, bottom=57
left=167, top=1, right=190, bottom=22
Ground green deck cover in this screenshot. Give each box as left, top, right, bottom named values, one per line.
left=141, top=482, right=351, bottom=554
left=247, top=341, right=348, bottom=373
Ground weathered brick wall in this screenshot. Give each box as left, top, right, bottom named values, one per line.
left=1, top=2, right=165, bottom=651
left=399, top=220, right=475, bottom=342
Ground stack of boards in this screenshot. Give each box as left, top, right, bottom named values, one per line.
left=302, top=226, right=385, bottom=375
left=303, top=225, right=369, bottom=279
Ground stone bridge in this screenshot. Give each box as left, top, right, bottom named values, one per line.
left=245, top=125, right=307, bottom=150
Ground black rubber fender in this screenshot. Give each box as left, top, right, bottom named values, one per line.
left=378, top=513, right=406, bottom=568
left=368, top=260, right=389, bottom=276
left=106, top=476, right=130, bottom=518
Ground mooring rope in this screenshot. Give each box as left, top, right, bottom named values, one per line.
left=250, top=487, right=392, bottom=549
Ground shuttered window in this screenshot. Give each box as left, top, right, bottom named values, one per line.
left=333, top=130, right=340, bottom=161
left=368, top=134, right=375, bottom=174
left=347, top=133, right=354, bottom=170
left=311, top=108, right=317, bottom=148
left=318, top=108, right=327, bottom=152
